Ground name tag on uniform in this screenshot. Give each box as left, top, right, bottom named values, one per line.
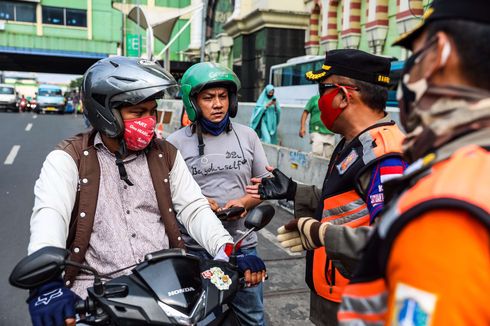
left=336, top=149, right=358, bottom=175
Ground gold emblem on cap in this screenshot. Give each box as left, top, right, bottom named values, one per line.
left=377, top=75, right=390, bottom=84
left=306, top=71, right=327, bottom=80
left=305, top=65, right=331, bottom=80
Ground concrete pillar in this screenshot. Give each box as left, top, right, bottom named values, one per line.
left=36, top=3, right=42, bottom=36
left=365, top=0, right=389, bottom=54
left=205, top=39, right=220, bottom=63
left=320, top=0, right=339, bottom=52
left=217, top=33, right=233, bottom=67
left=341, top=0, right=361, bottom=49
left=87, top=0, right=93, bottom=40
left=189, top=0, right=203, bottom=49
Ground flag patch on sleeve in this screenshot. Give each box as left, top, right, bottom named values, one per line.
left=380, top=165, right=404, bottom=183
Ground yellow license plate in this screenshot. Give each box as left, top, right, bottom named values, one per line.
left=45, top=107, right=57, bottom=111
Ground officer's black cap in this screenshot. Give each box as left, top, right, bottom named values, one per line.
left=394, top=0, right=490, bottom=49
left=305, top=49, right=391, bottom=87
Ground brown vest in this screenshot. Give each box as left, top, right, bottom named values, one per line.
left=55, top=131, right=185, bottom=287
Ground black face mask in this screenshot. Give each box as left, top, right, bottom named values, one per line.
left=397, top=37, right=438, bottom=131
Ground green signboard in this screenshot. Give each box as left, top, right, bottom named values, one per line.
left=126, top=33, right=141, bottom=57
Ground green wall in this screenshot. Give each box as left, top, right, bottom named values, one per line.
left=0, top=0, right=192, bottom=60
left=42, top=0, right=87, bottom=10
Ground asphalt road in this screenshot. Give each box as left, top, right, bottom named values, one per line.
left=0, top=111, right=312, bottom=326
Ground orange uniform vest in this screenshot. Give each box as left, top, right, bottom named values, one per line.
left=306, top=122, right=405, bottom=303
left=338, top=145, right=490, bottom=325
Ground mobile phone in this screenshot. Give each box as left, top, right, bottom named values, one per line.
left=216, top=207, right=245, bottom=220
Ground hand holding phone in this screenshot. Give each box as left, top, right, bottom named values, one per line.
left=216, top=206, right=245, bottom=221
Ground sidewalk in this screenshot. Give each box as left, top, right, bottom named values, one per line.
left=256, top=202, right=314, bottom=325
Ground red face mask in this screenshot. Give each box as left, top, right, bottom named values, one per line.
left=123, top=116, right=156, bottom=151
left=318, top=87, right=343, bottom=130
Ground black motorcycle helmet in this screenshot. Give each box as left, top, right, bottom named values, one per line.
left=82, top=56, right=179, bottom=138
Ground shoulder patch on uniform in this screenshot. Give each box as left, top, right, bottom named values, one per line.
left=336, top=149, right=359, bottom=175
left=392, top=283, right=438, bottom=326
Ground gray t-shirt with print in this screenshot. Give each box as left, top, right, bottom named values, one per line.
left=167, top=122, right=269, bottom=250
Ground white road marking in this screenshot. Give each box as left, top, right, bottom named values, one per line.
left=33, top=115, right=37, bottom=119
left=259, top=228, right=302, bottom=256
left=4, top=145, right=21, bottom=165
left=25, top=123, right=33, bottom=131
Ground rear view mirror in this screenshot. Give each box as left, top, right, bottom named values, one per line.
left=9, top=246, right=69, bottom=289
left=244, top=205, right=275, bottom=231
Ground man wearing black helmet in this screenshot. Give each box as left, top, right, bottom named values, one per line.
left=167, top=62, right=269, bottom=326
left=25, top=57, right=265, bottom=326
left=338, top=0, right=490, bottom=325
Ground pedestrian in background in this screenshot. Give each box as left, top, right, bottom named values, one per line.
left=250, top=84, right=281, bottom=144
left=300, top=94, right=335, bottom=158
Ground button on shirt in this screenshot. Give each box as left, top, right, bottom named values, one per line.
left=71, top=134, right=169, bottom=297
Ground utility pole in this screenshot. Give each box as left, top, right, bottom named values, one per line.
left=200, top=0, right=208, bottom=62
left=137, top=0, right=141, bottom=57
left=122, top=0, right=126, bottom=56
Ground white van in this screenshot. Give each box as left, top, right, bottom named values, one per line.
left=0, top=84, right=19, bottom=112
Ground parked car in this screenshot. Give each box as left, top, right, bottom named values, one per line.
left=0, top=84, right=19, bottom=112
left=36, top=85, right=65, bottom=114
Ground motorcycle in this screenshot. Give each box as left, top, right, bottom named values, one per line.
left=19, top=97, right=29, bottom=112
left=10, top=205, right=275, bottom=326
left=29, top=99, right=38, bottom=112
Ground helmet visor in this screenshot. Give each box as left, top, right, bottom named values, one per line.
left=110, top=84, right=179, bottom=108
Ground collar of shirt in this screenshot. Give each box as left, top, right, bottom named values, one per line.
left=93, top=133, right=139, bottom=164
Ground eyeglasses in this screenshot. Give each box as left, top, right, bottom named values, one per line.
left=318, top=83, right=360, bottom=96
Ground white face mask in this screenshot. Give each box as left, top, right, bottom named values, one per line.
left=397, top=38, right=451, bottom=132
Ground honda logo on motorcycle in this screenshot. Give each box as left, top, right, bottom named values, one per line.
left=168, top=287, right=195, bottom=297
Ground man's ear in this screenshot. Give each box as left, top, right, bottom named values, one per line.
left=338, top=86, right=351, bottom=109
left=424, top=31, right=452, bottom=79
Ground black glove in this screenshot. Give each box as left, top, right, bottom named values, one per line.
left=27, top=279, right=79, bottom=326
left=236, top=254, right=266, bottom=274
left=258, top=168, right=297, bottom=201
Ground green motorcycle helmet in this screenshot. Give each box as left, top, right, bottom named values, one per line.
left=181, top=62, right=241, bottom=122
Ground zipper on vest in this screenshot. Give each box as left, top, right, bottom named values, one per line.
left=330, top=264, right=336, bottom=294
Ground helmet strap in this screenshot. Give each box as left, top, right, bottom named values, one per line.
left=196, top=122, right=206, bottom=156
left=115, top=140, right=134, bottom=186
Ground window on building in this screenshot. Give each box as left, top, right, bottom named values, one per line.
left=16, top=2, right=36, bottom=22
left=66, top=9, right=86, bottom=27
left=42, top=6, right=87, bottom=27
left=42, top=6, right=63, bottom=25
left=0, top=1, right=36, bottom=23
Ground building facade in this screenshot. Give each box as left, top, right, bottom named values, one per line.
left=198, top=0, right=310, bottom=101
left=0, top=0, right=193, bottom=75
left=303, top=0, right=431, bottom=59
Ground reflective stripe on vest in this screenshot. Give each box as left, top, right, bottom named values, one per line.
left=313, top=190, right=370, bottom=302
left=310, top=123, right=405, bottom=303
left=338, top=278, right=387, bottom=326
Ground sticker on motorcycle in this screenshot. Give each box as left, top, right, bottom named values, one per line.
left=201, top=267, right=232, bottom=291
